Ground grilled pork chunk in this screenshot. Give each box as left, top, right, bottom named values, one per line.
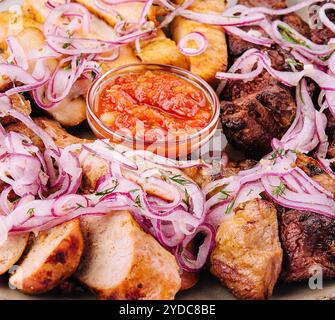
left=210, top=199, right=283, bottom=300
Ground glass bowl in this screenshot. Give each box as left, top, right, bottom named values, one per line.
left=86, top=63, right=220, bottom=159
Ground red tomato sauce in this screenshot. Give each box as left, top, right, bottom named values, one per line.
left=97, top=70, right=212, bottom=141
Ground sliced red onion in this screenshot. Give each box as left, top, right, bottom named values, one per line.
left=262, top=175, right=335, bottom=218
left=124, top=149, right=209, bottom=168
left=216, top=60, right=263, bottom=81
left=6, top=36, right=29, bottom=70
left=225, top=26, right=272, bottom=46
left=319, top=3, right=335, bottom=34
left=246, top=0, right=320, bottom=16
left=175, top=223, right=215, bottom=272
left=178, top=32, right=208, bottom=56
left=83, top=140, right=138, bottom=170
left=271, top=21, right=334, bottom=57
left=0, top=187, right=12, bottom=215
left=317, top=157, right=335, bottom=179
left=0, top=64, right=49, bottom=95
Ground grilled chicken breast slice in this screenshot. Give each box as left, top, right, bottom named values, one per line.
left=0, top=234, right=29, bottom=276
left=210, top=199, right=283, bottom=300
left=9, top=219, right=84, bottom=294
left=76, top=211, right=181, bottom=300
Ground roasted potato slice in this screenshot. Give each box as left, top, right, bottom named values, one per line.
left=76, top=211, right=181, bottom=300
left=137, top=30, right=188, bottom=69
left=73, top=0, right=153, bottom=26
left=171, top=0, right=228, bottom=84
left=0, top=234, right=29, bottom=276
left=9, top=219, right=84, bottom=294
left=74, top=0, right=186, bottom=68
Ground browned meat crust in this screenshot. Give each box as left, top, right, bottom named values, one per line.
left=210, top=199, right=283, bottom=300
left=295, top=153, right=335, bottom=194
left=326, top=111, right=335, bottom=158
left=221, top=69, right=296, bottom=158
left=279, top=210, right=335, bottom=283
left=310, top=8, right=335, bottom=44
left=277, top=154, right=335, bottom=282
left=282, top=13, right=311, bottom=38
left=1, top=94, right=31, bottom=126
left=228, top=0, right=286, bottom=57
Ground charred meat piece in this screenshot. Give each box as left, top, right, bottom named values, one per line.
left=221, top=72, right=296, bottom=159
left=282, top=13, right=311, bottom=39
left=326, top=110, right=335, bottom=158
left=310, top=8, right=335, bottom=44
left=295, top=153, right=335, bottom=194
left=278, top=154, right=335, bottom=282
left=279, top=210, right=335, bottom=283
left=228, top=0, right=286, bottom=57
left=210, top=199, right=283, bottom=300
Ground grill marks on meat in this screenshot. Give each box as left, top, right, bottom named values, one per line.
left=221, top=50, right=297, bottom=158
left=278, top=154, right=335, bottom=282
left=210, top=199, right=283, bottom=300
left=279, top=210, right=335, bottom=283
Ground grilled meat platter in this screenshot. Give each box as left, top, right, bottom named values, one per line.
left=0, top=0, right=334, bottom=300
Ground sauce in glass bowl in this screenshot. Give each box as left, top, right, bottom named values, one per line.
left=97, top=70, right=213, bottom=142
left=87, top=64, right=220, bottom=159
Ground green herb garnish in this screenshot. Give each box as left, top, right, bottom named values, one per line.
left=319, top=53, right=332, bottom=62
left=247, top=189, right=254, bottom=196
left=169, top=175, right=191, bottom=186
left=225, top=197, right=236, bottom=214
left=219, top=188, right=232, bottom=200
left=91, top=71, right=97, bottom=80
left=272, top=181, right=286, bottom=196
left=62, top=42, right=71, bottom=49
left=95, top=180, right=119, bottom=197
left=183, top=188, right=190, bottom=207
left=278, top=25, right=310, bottom=48
left=134, top=195, right=142, bottom=208
left=270, top=147, right=285, bottom=161
left=27, top=208, right=35, bottom=217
